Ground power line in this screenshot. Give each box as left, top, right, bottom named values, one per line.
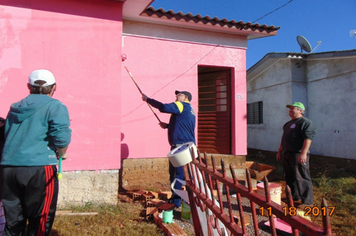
left=252, top=0, right=294, bottom=23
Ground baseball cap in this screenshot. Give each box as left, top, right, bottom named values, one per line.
left=286, top=102, right=305, bottom=110
left=175, top=90, right=192, bottom=101
left=29, top=69, right=56, bottom=87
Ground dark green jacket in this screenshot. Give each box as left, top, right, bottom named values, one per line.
left=281, top=117, right=316, bottom=153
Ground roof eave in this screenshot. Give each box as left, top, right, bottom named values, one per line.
left=122, top=0, right=154, bottom=20
left=140, top=12, right=277, bottom=38
left=122, top=0, right=278, bottom=39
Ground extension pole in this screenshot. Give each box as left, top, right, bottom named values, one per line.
left=122, top=57, right=162, bottom=123
left=123, top=66, right=144, bottom=94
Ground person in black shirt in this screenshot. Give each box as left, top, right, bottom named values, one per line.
left=276, top=102, right=316, bottom=205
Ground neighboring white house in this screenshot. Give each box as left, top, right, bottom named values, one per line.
left=246, top=49, right=356, bottom=159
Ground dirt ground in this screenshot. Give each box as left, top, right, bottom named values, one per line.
left=309, top=154, right=356, bottom=177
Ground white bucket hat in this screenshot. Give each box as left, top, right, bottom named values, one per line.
left=29, top=69, right=56, bottom=86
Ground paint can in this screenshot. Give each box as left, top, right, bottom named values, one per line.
left=162, top=210, right=173, bottom=224
left=167, top=142, right=197, bottom=167
left=257, top=182, right=282, bottom=205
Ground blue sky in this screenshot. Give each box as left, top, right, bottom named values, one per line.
left=150, top=0, right=356, bottom=69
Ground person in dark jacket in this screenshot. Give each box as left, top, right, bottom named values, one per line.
left=276, top=102, right=316, bottom=205
left=0, top=69, right=71, bottom=235
left=142, top=90, right=196, bottom=208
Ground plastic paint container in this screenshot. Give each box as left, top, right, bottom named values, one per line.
left=162, top=210, right=173, bottom=224
left=167, top=142, right=197, bottom=167
left=257, top=182, right=282, bottom=205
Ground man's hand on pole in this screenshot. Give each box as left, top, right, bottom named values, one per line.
left=141, top=93, right=162, bottom=123
left=159, top=122, right=168, bottom=129
left=142, top=94, right=148, bottom=102
left=57, top=147, right=68, bottom=159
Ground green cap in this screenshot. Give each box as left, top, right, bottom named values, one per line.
left=286, top=102, right=305, bottom=110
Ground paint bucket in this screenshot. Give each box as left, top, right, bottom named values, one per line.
left=162, top=210, right=173, bottom=224
left=167, top=142, right=197, bottom=167
left=257, top=182, right=282, bottom=205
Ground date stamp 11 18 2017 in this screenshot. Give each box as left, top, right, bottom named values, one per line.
left=259, top=206, right=335, bottom=217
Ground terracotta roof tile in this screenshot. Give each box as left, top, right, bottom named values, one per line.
left=142, top=7, right=280, bottom=34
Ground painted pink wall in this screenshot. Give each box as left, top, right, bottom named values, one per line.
left=0, top=0, right=123, bottom=171
left=121, top=35, right=247, bottom=159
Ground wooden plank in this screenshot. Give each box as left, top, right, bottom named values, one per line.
left=153, top=212, right=187, bottom=236
left=56, top=212, right=99, bottom=216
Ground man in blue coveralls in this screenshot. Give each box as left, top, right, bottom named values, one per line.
left=142, top=90, right=196, bottom=208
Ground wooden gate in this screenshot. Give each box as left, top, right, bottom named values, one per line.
left=184, top=149, right=334, bottom=236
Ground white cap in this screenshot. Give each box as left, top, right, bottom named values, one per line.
left=28, top=69, right=56, bottom=86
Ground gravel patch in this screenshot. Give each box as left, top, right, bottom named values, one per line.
left=171, top=195, right=281, bottom=236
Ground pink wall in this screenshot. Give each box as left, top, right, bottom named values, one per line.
left=1, top=0, right=248, bottom=172
left=0, top=0, right=123, bottom=171
left=121, top=36, right=247, bottom=159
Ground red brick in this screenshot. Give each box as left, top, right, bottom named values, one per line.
left=158, top=191, right=172, bottom=200
left=158, top=203, right=175, bottom=211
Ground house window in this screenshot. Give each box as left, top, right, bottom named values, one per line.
left=247, top=101, right=263, bottom=124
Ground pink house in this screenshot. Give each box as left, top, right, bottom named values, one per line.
left=0, top=0, right=278, bottom=205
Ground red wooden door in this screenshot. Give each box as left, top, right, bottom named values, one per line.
left=198, top=67, right=231, bottom=154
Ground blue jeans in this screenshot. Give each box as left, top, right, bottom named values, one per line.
left=169, top=146, right=185, bottom=208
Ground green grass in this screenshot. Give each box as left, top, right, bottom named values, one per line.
left=313, top=173, right=356, bottom=235
left=50, top=202, right=164, bottom=236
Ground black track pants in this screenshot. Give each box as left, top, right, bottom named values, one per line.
left=282, top=152, right=313, bottom=205
left=1, top=165, right=58, bottom=236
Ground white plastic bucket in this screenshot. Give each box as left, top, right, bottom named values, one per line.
left=257, top=182, right=282, bottom=205
left=167, top=142, right=197, bottom=167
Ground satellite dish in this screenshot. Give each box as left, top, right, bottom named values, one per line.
left=296, top=35, right=312, bottom=53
